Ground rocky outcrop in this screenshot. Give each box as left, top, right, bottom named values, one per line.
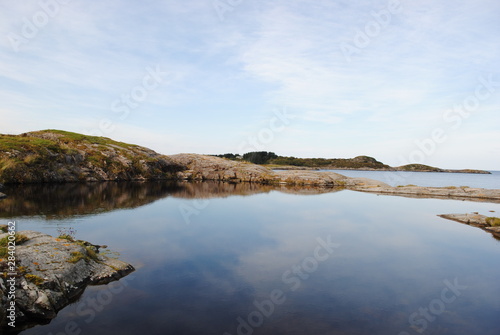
left=0, top=230, right=134, bottom=331
left=0, top=130, right=184, bottom=184
left=170, top=154, right=389, bottom=187
left=170, top=153, right=276, bottom=183
left=356, top=185, right=500, bottom=203
left=438, top=213, right=500, bottom=239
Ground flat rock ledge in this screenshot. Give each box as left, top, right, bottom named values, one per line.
left=355, top=185, right=500, bottom=203
left=0, top=230, right=134, bottom=331
left=438, top=213, right=500, bottom=239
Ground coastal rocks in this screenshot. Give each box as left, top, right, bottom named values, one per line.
left=169, top=154, right=390, bottom=188
left=169, top=154, right=500, bottom=202
left=372, top=186, right=500, bottom=203
left=354, top=185, right=500, bottom=203
left=0, top=230, right=134, bottom=330
left=274, top=170, right=389, bottom=187
left=438, top=213, right=500, bottom=239
left=0, top=130, right=185, bottom=184
left=170, top=154, right=276, bottom=183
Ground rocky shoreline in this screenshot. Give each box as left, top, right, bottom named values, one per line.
left=438, top=213, right=500, bottom=239
left=168, top=154, right=500, bottom=203
left=0, top=229, right=134, bottom=332
left=1, top=153, right=499, bottom=203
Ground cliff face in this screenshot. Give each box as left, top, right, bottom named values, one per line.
left=0, top=130, right=184, bottom=184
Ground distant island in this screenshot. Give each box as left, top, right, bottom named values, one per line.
left=213, top=151, right=490, bottom=174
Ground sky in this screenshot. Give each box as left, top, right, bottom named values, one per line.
left=0, top=0, right=499, bottom=170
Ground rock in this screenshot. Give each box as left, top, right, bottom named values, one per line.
left=0, top=231, right=134, bottom=330
left=0, top=193, right=6, bottom=199
left=438, top=213, right=500, bottom=239
left=355, top=185, right=500, bottom=203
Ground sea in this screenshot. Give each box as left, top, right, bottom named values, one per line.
left=316, top=169, right=500, bottom=189
left=1, top=175, right=498, bottom=335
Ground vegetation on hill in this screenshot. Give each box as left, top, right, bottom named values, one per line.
left=396, top=164, right=442, bottom=172
left=215, top=151, right=389, bottom=169
left=0, top=130, right=184, bottom=184
left=214, top=151, right=489, bottom=174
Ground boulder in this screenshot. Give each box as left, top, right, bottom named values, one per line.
left=0, top=230, right=134, bottom=330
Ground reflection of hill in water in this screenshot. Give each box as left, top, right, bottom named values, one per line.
left=0, top=182, right=343, bottom=219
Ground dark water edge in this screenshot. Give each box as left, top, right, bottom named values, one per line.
left=2, top=181, right=500, bottom=335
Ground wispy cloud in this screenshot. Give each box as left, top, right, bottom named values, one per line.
left=0, top=0, right=499, bottom=168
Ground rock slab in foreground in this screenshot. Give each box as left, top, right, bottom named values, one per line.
left=0, top=230, right=134, bottom=331
left=438, top=213, right=500, bottom=239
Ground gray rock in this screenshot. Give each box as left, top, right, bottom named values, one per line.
left=0, top=230, right=134, bottom=330
left=360, top=185, right=500, bottom=203
left=438, top=213, right=500, bottom=239
left=0, top=193, right=6, bottom=199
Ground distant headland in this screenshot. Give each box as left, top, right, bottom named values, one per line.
left=213, top=152, right=490, bottom=174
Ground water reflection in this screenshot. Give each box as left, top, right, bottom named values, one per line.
left=0, top=182, right=343, bottom=219
left=3, top=182, right=500, bottom=334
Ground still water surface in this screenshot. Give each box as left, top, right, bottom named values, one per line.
left=2, top=182, right=500, bottom=335
left=316, top=170, right=500, bottom=189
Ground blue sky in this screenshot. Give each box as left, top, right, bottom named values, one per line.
left=0, top=0, right=499, bottom=169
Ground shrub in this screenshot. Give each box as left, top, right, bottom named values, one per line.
left=485, top=217, right=500, bottom=227
left=68, top=251, right=86, bottom=263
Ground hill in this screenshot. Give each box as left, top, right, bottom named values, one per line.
left=215, top=151, right=490, bottom=174
left=0, top=130, right=184, bottom=184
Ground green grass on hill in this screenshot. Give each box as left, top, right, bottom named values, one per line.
left=0, top=129, right=181, bottom=184
left=33, top=129, right=138, bottom=149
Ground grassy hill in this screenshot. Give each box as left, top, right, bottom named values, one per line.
left=267, top=155, right=390, bottom=169
left=0, top=130, right=184, bottom=184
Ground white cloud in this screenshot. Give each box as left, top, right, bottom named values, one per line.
left=0, top=0, right=498, bottom=168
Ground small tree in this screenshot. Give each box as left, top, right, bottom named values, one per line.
left=242, top=151, right=278, bottom=164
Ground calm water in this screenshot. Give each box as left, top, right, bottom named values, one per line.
left=2, top=182, right=500, bottom=335
left=315, top=170, right=500, bottom=189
